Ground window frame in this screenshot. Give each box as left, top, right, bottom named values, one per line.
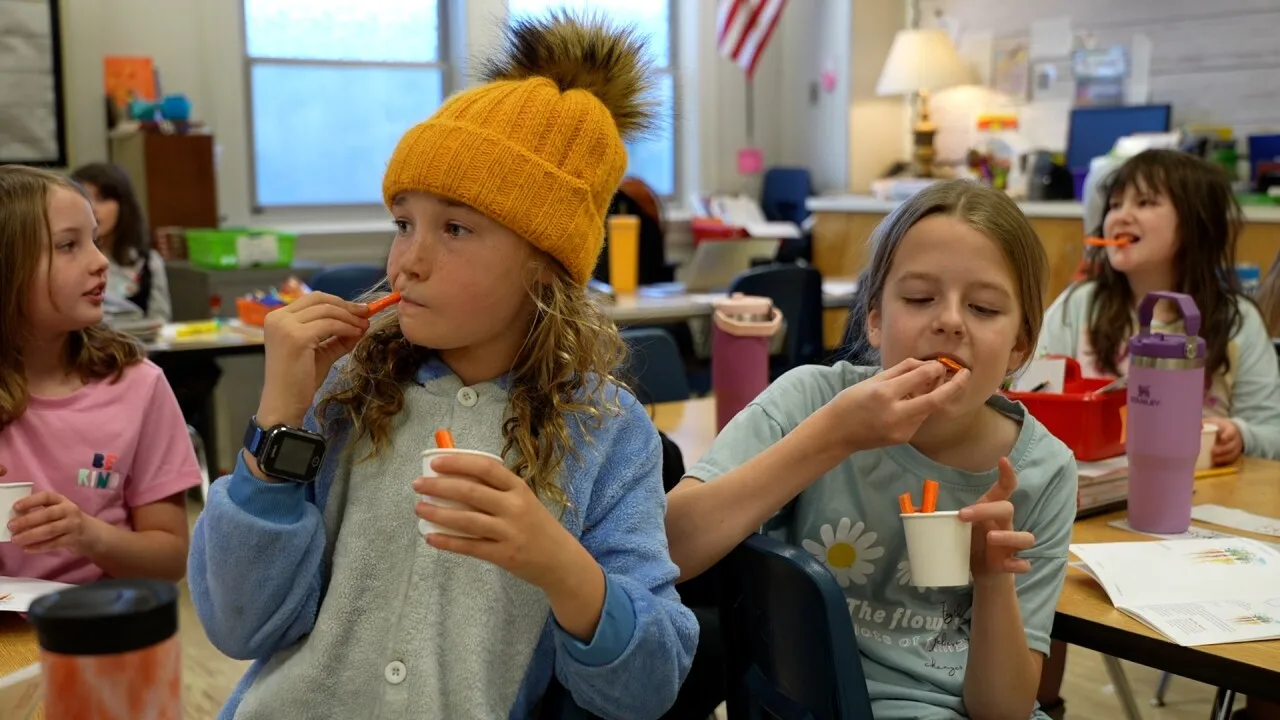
left=240, top=0, right=450, bottom=213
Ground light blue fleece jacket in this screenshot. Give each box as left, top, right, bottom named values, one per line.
left=188, top=358, right=697, bottom=720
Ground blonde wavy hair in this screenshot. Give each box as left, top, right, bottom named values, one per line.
left=0, top=165, right=144, bottom=431
left=317, top=261, right=628, bottom=511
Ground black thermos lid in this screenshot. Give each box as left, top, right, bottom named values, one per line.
left=29, top=579, right=178, bottom=656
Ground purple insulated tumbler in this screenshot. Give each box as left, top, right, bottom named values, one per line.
left=712, top=294, right=783, bottom=431
left=1126, top=291, right=1206, bottom=533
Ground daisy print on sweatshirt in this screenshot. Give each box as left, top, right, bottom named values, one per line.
left=802, top=517, right=884, bottom=587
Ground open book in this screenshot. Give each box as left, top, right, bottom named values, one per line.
left=1071, top=537, right=1280, bottom=646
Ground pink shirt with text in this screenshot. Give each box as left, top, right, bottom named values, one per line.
left=0, top=360, right=201, bottom=584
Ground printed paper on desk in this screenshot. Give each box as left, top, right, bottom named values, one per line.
left=0, top=577, right=73, bottom=613
left=1192, top=505, right=1280, bottom=537
left=1013, top=356, right=1067, bottom=393
left=0, top=664, right=40, bottom=720
left=1070, top=537, right=1280, bottom=646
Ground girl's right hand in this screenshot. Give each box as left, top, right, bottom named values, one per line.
left=255, top=292, right=371, bottom=429
left=828, top=358, right=969, bottom=451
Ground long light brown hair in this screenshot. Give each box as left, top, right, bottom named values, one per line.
left=1073, top=150, right=1245, bottom=379
left=317, top=260, right=628, bottom=511
left=0, top=165, right=144, bottom=431
left=841, top=180, right=1049, bottom=366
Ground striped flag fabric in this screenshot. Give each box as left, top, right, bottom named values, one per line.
left=716, top=0, right=788, bottom=79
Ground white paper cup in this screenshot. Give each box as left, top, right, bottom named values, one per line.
left=901, top=511, right=972, bottom=588
left=1197, top=423, right=1218, bottom=471
left=419, top=449, right=502, bottom=538
left=0, top=483, right=33, bottom=542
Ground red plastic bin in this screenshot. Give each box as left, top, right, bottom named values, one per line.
left=691, top=218, right=749, bottom=246
left=1002, top=358, right=1127, bottom=461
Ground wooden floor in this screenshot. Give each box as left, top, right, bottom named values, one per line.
left=177, top=506, right=1221, bottom=720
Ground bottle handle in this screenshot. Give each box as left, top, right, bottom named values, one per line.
left=1136, top=291, right=1201, bottom=337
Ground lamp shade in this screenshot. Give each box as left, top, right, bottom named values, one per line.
left=876, top=28, right=974, bottom=96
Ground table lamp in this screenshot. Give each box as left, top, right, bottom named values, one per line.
left=876, top=28, right=974, bottom=177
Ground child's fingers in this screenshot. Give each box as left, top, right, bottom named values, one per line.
left=11, top=516, right=69, bottom=547
left=415, top=504, right=507, bottom=541
left=0, top=464, right=6, bottom=476
left=880, top=361, right=946, bottom=397
left=426, top=532, right=502, bottom=566
left=428, top=455, right=521, bottom=492
left=986, top=529, right=1035, bottom=551
left=1003, top=556, right=1034, bottom=571
left=880, top=357, right=930, bottom=380
left=414, top=476, right=507, bottom=515
left=958, top=499, right=1014, bottom=525
left=20, top=534, right=71, bottom=554
left=12, top=492, right=58, bottom=513
left=975, top=457, right=1018, bottom=504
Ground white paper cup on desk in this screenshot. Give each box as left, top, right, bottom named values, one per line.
left=0, top=483, right=32, bottom=542
left=1197, top=423, right=1218, bottom=471
left=419, top=449, right=502, bottom=538
left=901, top=511, right=972, bottom=588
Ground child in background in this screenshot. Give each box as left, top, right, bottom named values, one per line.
left=0, top=165, right=199, bottom=584
left=69, top=163, right=171, bottom=321
left=189, top=14, right=696, bottom=720
left=1035, top=149, right=1280, bottom=718
left=666, top=180, right=1079, bottom=720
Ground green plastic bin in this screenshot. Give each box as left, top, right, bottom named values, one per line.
left=185, top=228, right=297, bottom=269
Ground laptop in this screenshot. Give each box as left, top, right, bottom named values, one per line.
left=642, top=239, right=782, bottom=296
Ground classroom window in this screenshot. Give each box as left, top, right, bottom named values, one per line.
left=507, top=0, right=676, bottom=197
left=242, top=0, right=446, bottom=208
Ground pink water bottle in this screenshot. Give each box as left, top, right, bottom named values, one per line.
left=712, top=293, right=783, bottom=431
left=1126, top=291, right=1206, bottom=533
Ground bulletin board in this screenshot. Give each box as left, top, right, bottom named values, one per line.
left=0, top=0, right=68, bottom=167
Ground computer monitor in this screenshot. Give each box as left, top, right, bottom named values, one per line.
left=1066, top=104, right=1173, bottom=173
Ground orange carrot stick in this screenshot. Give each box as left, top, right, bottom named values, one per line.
left=921, top=479, right=940, bottom=513
left=434, top=429, right=454, bottom=449
left=936, top=357, right=963, bottom=373
left=898, top=492, right=916, bottom=514
left=367, top=291, right=402, bottom=315
left=1085, top=237, right=1130, bottom=247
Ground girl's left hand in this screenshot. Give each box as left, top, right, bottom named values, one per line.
left=959, top=458, right=1036, bottom=577
left=414, top=455, right=582, bottom=593
left=9, top=492, right=97, bottom=554
left=1211, top=419, right=1245, bottom=467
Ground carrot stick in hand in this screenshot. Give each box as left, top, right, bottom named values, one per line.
left=921, top=479, right=940, bottom=513
left=367, top=291, right=402, bottom=315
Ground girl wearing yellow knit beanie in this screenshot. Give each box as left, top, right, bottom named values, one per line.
left=189, top=13, right=697, bottom=720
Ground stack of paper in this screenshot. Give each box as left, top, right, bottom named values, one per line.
left=1077, top=456, right=1128, bottom=512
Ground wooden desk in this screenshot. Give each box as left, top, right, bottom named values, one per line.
left=146, top=321, right=264, bottom=355
left=1056, top=458, right=1280, bottom=701
left=652, top=397, right=717, bottom=463
left=0, top=614, right=40, bottom=718
left=608, top=280, right=857, bottom=332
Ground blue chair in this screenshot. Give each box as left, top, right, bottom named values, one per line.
left=308, top=264, right=387, bottom=301
left=720, top=534, right=874, bottom=720
left=761, top=167, right=814, bottom=263
left=620, top=327, right=692, bottom=405
left=729, top=264, right=825, bottom=375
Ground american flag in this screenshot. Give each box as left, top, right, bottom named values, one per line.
left=716, top=0, right=789, bottom=79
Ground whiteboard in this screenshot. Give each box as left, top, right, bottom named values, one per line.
left=0, top=0, right=67, bottom=167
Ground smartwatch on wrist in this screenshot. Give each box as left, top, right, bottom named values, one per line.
left=243, top=416, right=327, bottom=483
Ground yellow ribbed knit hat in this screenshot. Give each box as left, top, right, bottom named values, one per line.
left=382, top=13, right=658, bottom=286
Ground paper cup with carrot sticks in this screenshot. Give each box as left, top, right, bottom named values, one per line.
left=419, top=429, right=502, bottom=538
left=899, top=479, right=972, bottom=587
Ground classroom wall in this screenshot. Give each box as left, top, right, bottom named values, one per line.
left=920, top=0, right=1280, bottom=163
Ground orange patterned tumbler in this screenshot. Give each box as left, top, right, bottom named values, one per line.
left=29, top=580, right=181, bottom=720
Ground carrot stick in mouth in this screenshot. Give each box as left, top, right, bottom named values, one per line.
left=936, top=357, right=963, bottom=373
left=921, top=479, right=940, bottom=513
left=366, top=291, right=402, bottom=314
left=1085, top=237, right=1130, bottom=247
left=434, top=429, right=455, bottom=449
left=899, top=492, right=916, bottom=514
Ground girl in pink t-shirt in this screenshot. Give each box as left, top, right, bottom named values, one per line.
left=0, top=165, right=200, bottom=584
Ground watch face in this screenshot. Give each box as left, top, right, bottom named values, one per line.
left=263, top=428, right=325, bottom=482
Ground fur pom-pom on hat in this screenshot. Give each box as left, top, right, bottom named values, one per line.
left=382, top=13, right=661, bottom=286
left=480, top=11, right=659, bottom=139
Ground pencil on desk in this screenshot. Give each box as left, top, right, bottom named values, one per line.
left=1194, top=464, right=1241, bottom=480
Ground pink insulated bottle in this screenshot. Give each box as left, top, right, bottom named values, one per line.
left=712, top=293, right=782, bottom=431
left=1125, top=291, right=1206, bottom=534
